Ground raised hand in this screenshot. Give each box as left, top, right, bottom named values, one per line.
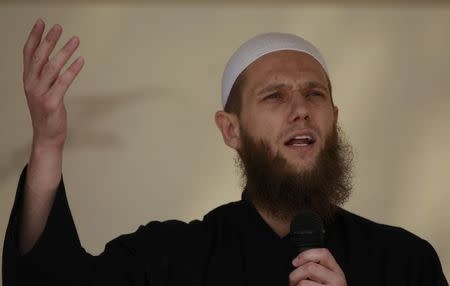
left=19, top=19, right=84, bottom=255
left=23, top=18, right=84, bottom=149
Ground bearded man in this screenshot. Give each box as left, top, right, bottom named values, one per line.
left=3, top=19, right=448, bottom=286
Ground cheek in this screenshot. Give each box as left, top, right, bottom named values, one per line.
left=258, top=113, right=283, bottom=136
left=245, top=113, right=283, bottom=145
left=316, top=111, right=336, bottom=140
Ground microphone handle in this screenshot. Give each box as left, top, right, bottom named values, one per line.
left=297, top=243, right=323, bottom=254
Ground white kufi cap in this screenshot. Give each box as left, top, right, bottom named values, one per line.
left=221, top=33, right=328, bottom=108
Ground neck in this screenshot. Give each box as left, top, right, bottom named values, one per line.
left=254, top=205, right=291, bottom=238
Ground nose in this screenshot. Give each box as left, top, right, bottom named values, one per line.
left=287, top=93, right=310, bottom=123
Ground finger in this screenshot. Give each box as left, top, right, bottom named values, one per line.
left=289, top=261, right=333, bottom=284
left=292, top=248, right=343, bottom=275
left=295, top=280, right=322, bottom=286
left=39, top=36, right=80, bottom=90
left=29, top=24, right=63, bottom=79
left=47, top=56, right=84, bottom=99
left=23, top=19, right=45, bottom=80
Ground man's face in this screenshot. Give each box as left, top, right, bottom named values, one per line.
left=238, top=50, right=338, bottom=172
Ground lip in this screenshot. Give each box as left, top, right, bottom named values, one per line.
left=285, top=142, right=315, bottom=153
left=283, top=129, right=317, bottom=153
left=283, top=129, right=317, bottom=145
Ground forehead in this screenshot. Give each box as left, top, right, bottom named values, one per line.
left=243, top=50, right=328, bottom=90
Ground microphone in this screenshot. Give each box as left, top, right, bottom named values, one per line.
left=290, top=211, right=325, bottom=254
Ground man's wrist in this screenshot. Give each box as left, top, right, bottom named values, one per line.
left=31, top=139, right=64, bottom=156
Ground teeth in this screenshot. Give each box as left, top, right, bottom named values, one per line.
left=284, top=134, right=315, bottom=146
left=293, top=135, right=312, bottom=140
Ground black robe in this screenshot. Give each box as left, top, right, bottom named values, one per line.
left=3, top=165, right=448, bottom=286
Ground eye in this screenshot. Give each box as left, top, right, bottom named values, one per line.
left=264, top=92, right=282, bottom=100
left=308, top=91, right=323, bottom=97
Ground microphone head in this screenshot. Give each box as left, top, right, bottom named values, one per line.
left=290, top=211, right=325, bottom=253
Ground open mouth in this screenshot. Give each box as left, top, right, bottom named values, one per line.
left=284, top=135, right=316, bottom=147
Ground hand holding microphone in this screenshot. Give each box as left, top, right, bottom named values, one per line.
left=289, top=212, right=347, bottom=286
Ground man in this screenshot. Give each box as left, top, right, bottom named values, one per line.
left=2, top=19, right=448, bottom=286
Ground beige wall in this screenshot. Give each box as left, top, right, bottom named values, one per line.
left=1, top=2, right=449, bottom=283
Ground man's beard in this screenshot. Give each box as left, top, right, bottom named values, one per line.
left=238, top=124, right=353, bottom=222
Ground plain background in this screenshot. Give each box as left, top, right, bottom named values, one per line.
left=1, top=1, right=449, bottom=284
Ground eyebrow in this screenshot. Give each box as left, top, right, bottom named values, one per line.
left=305, top=81, right=329, bottom=91
left=256, top=81, right=329, bottom=96
left=256, top=83, right=288, bottom=96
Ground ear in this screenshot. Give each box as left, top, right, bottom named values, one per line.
left=333, top=105, right=339, bottom=125
left=215, top=110, right=241, bottom=150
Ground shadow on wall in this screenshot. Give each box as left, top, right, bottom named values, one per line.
left=0, top=87, right=158, bottom=188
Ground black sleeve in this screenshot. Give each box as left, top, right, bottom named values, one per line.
left=2, top=165, right=97, bottom=285
left=2, top=165, right=195, bottom=286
